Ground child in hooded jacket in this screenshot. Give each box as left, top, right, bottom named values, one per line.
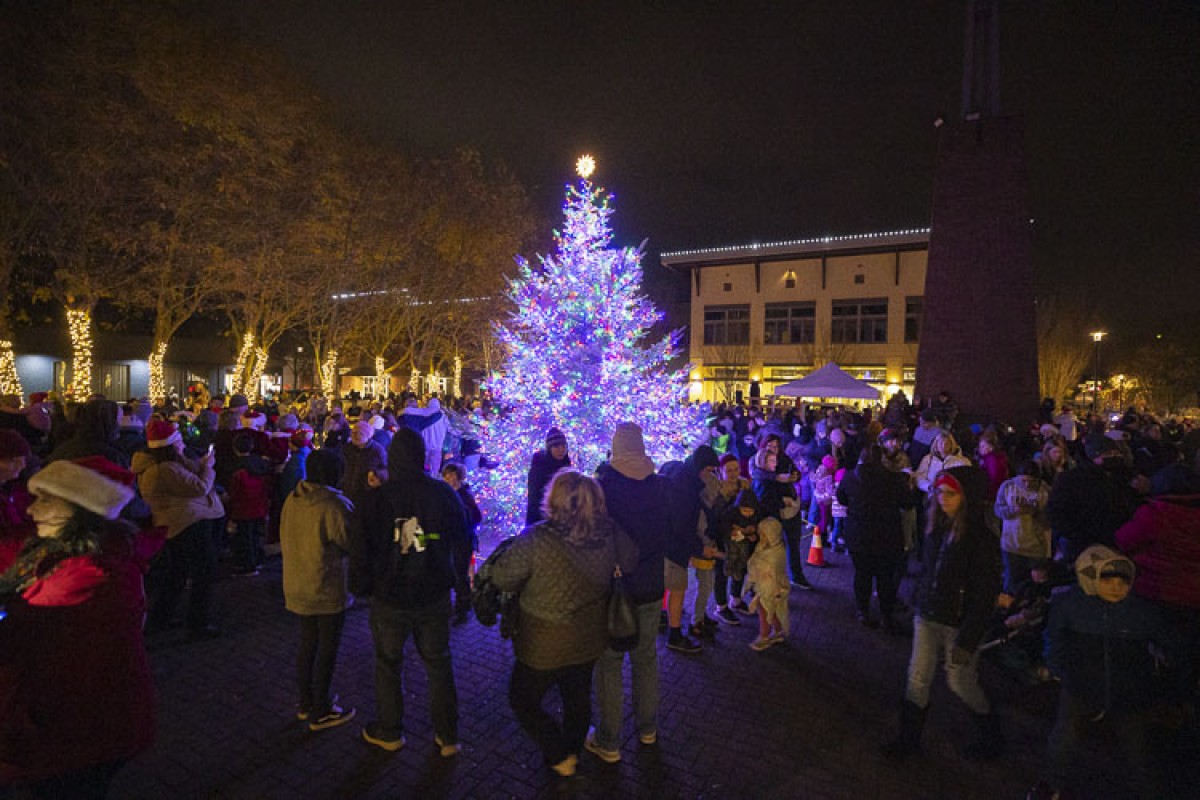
left=993, top=460, right=1050, bottom=592
left=746, top=517, right=789, bottom=650
left=228, top=430, right=272, bottom=576
left=1043, top=544, right=1176, bottom=798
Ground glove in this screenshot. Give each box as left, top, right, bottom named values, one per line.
left=950, top=646, right=974, bottom=667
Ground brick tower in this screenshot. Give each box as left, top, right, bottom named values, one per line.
left=915, top=0, right=1039, bottom=427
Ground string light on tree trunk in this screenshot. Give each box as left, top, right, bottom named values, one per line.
left=233, top=333, right=255, bottom=395
left=453, top=355, right=463, bottom=399
left=249, top=347, right=268, bottom=401
left=321, top=349, right=338, bottom=396
left=374, top=355, right=387, bottom=397
left=148, top=341, right=168, bottom=403
left=408, top=368, right=421, bottom=394
left=66, top=308, right=93, bottom=398
left=0, top=340, right=22, bottom=397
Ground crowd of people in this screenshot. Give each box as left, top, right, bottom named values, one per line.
left=1, top=385, right=1198, bottom=796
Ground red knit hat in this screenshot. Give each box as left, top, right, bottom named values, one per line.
left=933, top=472, right=963, bottom=495
left=147, top=419, right=182, bottom=449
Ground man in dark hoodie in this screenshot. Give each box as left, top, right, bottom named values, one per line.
left=350, top=427, right=467, bottom=757
left=658, top=444, right=720, bottom=655
left=588, top=423, right=670, bottom=763
left=526, top=427, right=570, bottom=525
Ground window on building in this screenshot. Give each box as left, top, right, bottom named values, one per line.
left=905, top=296, right=923, bottom=343
left=703, top=305, right=751, bottom=346
left=763, top=302, right=816, bottom=345
left=831, top=298, right=888, bottom=344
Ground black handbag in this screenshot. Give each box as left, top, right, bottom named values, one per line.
left=607, top=563, right=638, bottom=652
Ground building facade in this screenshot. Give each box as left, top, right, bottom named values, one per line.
left=660, top=229, right=929, bottom=405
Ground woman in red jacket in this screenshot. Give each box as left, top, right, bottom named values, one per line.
left=1114, top=462, right=1200, bottom=704
left=0, top=457, right=158, bottom=796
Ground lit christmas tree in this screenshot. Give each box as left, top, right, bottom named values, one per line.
left=478, top=159, right=702, bottom=535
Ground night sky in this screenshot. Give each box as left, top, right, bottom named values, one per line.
left=208, top=0, right=1199, bottom=352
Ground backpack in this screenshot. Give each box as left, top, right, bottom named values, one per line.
left=471, top=537, right=522, bottom=639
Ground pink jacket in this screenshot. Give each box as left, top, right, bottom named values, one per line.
left=1114, top=494, right=1200, bottom=609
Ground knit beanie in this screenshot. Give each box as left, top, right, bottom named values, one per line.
left=609, top=422, right=654, bottom=480
left=545, top=427, right=567, bottom=451
left=277, top=413, right=299, bottom=432
left=146, top=419, right=182, bottom=449
left=27, top=456, right=135, bottom=520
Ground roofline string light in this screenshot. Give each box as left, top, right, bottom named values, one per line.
left=660, top=227, right=932, bottom=259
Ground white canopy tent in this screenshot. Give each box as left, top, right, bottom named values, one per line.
left=773, top=362, right=881, bottom=400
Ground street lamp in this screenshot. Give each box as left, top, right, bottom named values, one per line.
left=1090, top=331, right=1106, bottom=413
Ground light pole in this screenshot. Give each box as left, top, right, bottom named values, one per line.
left=1090, top=331, right=1106, bottom=413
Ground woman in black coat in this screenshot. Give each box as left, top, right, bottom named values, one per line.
left=836, top=445, right=913, bottom=630
left=525, top=428, right=571, bottom=525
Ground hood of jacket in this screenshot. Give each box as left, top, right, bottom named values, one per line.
left=1074, top=544, right=1137, bottom=596
left=289, top=480, right=347, bottom=508
left=387, top=426, right=425, bottom=473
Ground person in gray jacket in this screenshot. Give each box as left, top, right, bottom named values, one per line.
left=281, top=448, right=355, bottom=732
left=489, top=470, right=638, bottom=779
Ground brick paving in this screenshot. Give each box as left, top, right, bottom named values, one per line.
left=109, top=534, right=1187, bottom=799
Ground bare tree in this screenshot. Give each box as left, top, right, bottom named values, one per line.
left=1036, top=296, right=1094, bottom=407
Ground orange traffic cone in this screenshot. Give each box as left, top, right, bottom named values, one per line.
left=807, top=525, right=828, bottom=567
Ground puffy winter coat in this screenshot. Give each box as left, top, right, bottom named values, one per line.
left=132, top=451, right=224, bottom=538
left=1114, top=494, right=1200, bottom=609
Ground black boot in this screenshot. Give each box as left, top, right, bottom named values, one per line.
left=963, top=712, right=1005, bottom=761
left=883, top=700, right=926, bottom=759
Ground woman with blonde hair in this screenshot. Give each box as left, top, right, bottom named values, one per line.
left=487, top=469, right=638, bottom=778
left=914, top=432, right=971, bottom=496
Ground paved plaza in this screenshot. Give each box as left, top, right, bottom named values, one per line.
left=109, top=532, right=1193, bottom=800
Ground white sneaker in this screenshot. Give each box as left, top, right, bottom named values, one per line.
left=638, top=730, right=657, bottom=745
left=434, top=735, right=461, bottom=757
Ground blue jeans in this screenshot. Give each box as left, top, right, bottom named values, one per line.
left=367, top=595, right=458, bottom=743
left=905, top=616, right=990, bottom=713
left=592, top=601, right=661, bottom=750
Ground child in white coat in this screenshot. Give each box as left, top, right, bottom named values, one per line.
left=746, top=516, right=790, bottom=650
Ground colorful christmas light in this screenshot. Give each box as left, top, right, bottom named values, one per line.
left=477, top=177, right=703, bottom=535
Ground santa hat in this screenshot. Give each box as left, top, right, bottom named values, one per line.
left=29, top=392, right=49, bottom=404
left=147, top=419, right=182, bottom=449
left=290, top=424, right=313, bottom=448
left=27, top=456, right=135, bottom=520
left=242, top=410, right=266, bottom=431
left=369, top=415, right=385, bottom=430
